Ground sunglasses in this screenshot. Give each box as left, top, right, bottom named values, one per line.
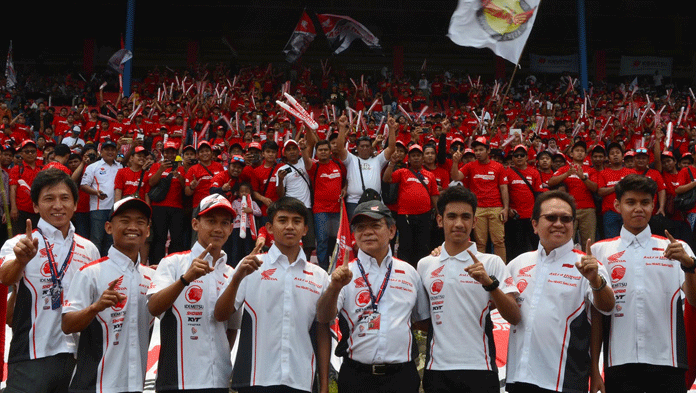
left=540, top=214, right=574, bottom=224
left=512, top=153, right=527, bottom=158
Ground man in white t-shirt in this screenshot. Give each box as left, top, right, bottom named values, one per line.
left=335, top=115, right=396, bottom=219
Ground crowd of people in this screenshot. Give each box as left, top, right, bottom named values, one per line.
left=0, top=61, right=696, bottom=392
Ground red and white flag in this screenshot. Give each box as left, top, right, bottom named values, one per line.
left=448, top=0, right=540, bottom=64
left=5, top=40, right=16, bottom=89
left=283, top=11, right=317, bottom=63
left=316, top=14, right=381, bottom=55
left=328, top=201, right=354, bottom=273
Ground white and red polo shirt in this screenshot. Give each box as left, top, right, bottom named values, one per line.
left=335, top=249, right=429, bottom=365
left=504, top=240, right=611, bottom=392
left=147, top=242, right=241, bottom=391
left=0, top=219, right=100, bottom=363
left=63, top=246, right=154, bottom=393
left=230, top=245, right=329, bottom=392
left=591, top=226, right=692, bottom=370
left=417, top=243, right=515, bottom=371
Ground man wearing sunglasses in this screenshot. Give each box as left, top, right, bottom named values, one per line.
left=505, top=190, right=614, bottom=393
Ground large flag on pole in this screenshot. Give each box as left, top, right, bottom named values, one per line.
left=328, top=200, right=354, bottom=273
left=5, top=40, right=16, bottom=89
left=448, top=0, right=540, bottom=64
left=108, top=48, right=133, bottom=74
left=316, top=14, right=381, bottom=56
left=283, top=11, right=317, bottom=63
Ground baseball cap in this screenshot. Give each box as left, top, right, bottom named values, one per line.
left=133, top=146, right=147, bottom=154
left=591, top=143, right=606, bottom=153
left=471, top=136, right=489, bottom=148
left=182, top=145, right=196, bottom=153
left=283, top=139, right=299, bottom=154
left=71, top=125, right=81, bottom=133
left=350, top=200, right=393, bottom=225
left=681, top=152, right=694, bottom=162
left=635, top=147, right=649, bottom=155
left=196, top=193, right=236, bottom=218
left=512, top=144, right=528, bottom=153
left=198, top=141, right=212, bottom=151
left=164, top=141, right=178, bottom=150
left=229, top=155, right=245, bottom=166
left=624, top=150, right=636, bottom=158
left=20, top=139, right=37, bottom=150
left=408, top=144, right=423, bottom=154
left=247, top=142, right=262, bottom=151
left=101, top=140, right=117, bottom=149
left=450, top=138, right=465, bottom=147
left=661, top=150, right=675, bottom=159
left=110, top=197, right=151, bottom=220
left=463, top=148, right=475, bottom=156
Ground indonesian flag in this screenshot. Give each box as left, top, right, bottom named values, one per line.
left=5, top=40, right=16, bottom=89
left=448, top=0, right=540, bottom=64
left=316, top=14, right=382, bottom=55
left=283, top=11, right=317, bottom=63
left=328, top=200, right=354, bottom=273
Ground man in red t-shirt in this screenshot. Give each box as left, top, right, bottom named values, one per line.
left=548, top=140, right=598, bottom=250
left=251, top=141, right=280, bottom=224
left=596, top=142, right=634, bottom=239
left=185, top=141, right=225, bottom=212
left=505, top=145, right=544, bottom=260
left=147, top=141, right=187, bottom=264
left=451, top=136, right=509, bottom=261
left=305, top=139, right=346, bottom=271
left=383, top=144, right=439, bottom=266
left=8, top=140, right=42, bottom=235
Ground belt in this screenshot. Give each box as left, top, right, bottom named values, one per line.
left=343, top=358, right=411, bottom=376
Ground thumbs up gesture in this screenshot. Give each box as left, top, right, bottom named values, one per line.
left=664, top=230, right=694, bottom=269
left=13, top=219, right=39, bottom=265
left=577, top=239, right=602, bottom=288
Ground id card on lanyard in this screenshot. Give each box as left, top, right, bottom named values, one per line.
left=36, top=228, right=75, bottom=310
left=355, top=259, right=392, bottom=337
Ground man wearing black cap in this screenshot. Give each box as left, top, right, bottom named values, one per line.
left=549, top=140, right=598, bottom=250
left=316, top=200, right=429, bottom=393
left=80, top=140, right=122, bottom=256
left=61, top=197, right=154, bottom=393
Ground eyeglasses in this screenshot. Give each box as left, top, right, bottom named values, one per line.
left=540, top=214, right=574, bottom=224
left=512, top=153, right=527, bottom=158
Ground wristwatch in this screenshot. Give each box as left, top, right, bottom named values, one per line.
left=483, top=275, right=499, bottom=292
left=590, top=275, right=607, bottom=291
left=682, top=257, right=696, bottom=274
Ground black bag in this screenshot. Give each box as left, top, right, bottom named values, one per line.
left=357, top=158, right=382, bottom=204
left=381, top=181, right=399, bottom=205
left=148, top=170, right=174, bottom=203
left=674, top=168, right=696, bottom=211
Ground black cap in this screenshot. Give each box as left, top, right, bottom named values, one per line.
left=350, top=200, right=392, bottom=224
left=110, top=197, right=152, bottom=220
left=101, top=140, right=117, bottom=149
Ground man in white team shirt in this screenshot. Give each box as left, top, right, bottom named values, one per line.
left=590, top=174, right=696, bottom=393
left=316, top=200, right=430, bottom=393
left=147, top=193, right=244, bottom=393
left=505, top=190, right=615, bottom=393
left=335, top=114, right=396, bottom=220
left=0, top=169, right=100, bottom=393
left=417, top=186, right=521, bottom=393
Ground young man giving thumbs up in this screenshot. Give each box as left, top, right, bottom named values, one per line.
left=590, top=174, right=696, bottom=393
left=147, top=193, right=243, bottom=393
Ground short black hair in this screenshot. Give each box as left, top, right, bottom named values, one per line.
left=53, top=144, right=71, bottom=157
left=315, top=140, right=330, bottom=149
left=31, top=168, right=79, bottom=204
left=267, top=196, right=309, bottom=225
left=436, top=185, right=477, bottom=215
left=532, top=190, right=576, bottom=222
left=614, top=174, right=657, bottom=200
left=262, top=140, right=279, bottom=152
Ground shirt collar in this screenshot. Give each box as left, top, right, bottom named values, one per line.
left=438, top=242, right=477, bottom=264
left=107, top=245, right=141, bottom=272
left=191, top=241, right=227, bottom=268
left=357, top=248, right=393, bottom=270
left=267, top=244, right=307, bottom=268
left=538, top=239, right=575, bottom=262
left=620, top=225, right=651, bottom=249
left=36, top=218, right=75, bottom=245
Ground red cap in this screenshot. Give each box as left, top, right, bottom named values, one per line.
left=164, top=141, right=178, bottom=150
left=471, top=136, right=488, bottom=147
left=512, top=144, right=528, bottom=153
left=408, top=144, right=423, bottom=154
left=283, top=139, right=299, bottom=154
left=197, top=194, right=236, bottom=218
left=198, top=141, right=212, bottom=150
left=247, top=142, right=263, bottom=151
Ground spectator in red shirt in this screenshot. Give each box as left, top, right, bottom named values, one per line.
left=304, top=137, right=346, bottom=271
left=251, top=141, right=280, bottom=224
left=383, top=144, right=440, bottom=266
left=505, top=145, right=544, bottom=261
left=451, top=136, right=509, bottom=261
left=596, top=142, right=634, bottom=239
left=147, top=141, right=188, bottom=264
left=548, top=140, right=598, bottom=250
left=9, top=140, right=43, bottom=235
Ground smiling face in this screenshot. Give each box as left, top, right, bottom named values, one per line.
left=105, top=209, right=150, bottom=255
left=193, top=210, right=233, bottom=251
left=33, top=182, right=77, bottom=234
left=533, top=198, right=575, bottom=252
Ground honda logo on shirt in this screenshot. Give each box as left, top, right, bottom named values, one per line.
left=261, top=268, right=278, bottom=281
left=430, top=265, right=444, bottom=278
left=430, top=279, right=443, bottom=295
left=611, top=265, right=626, bottom=283
left=355, top=289, right=371, bottom=307
left=185, top=285, right=203, bottom=303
